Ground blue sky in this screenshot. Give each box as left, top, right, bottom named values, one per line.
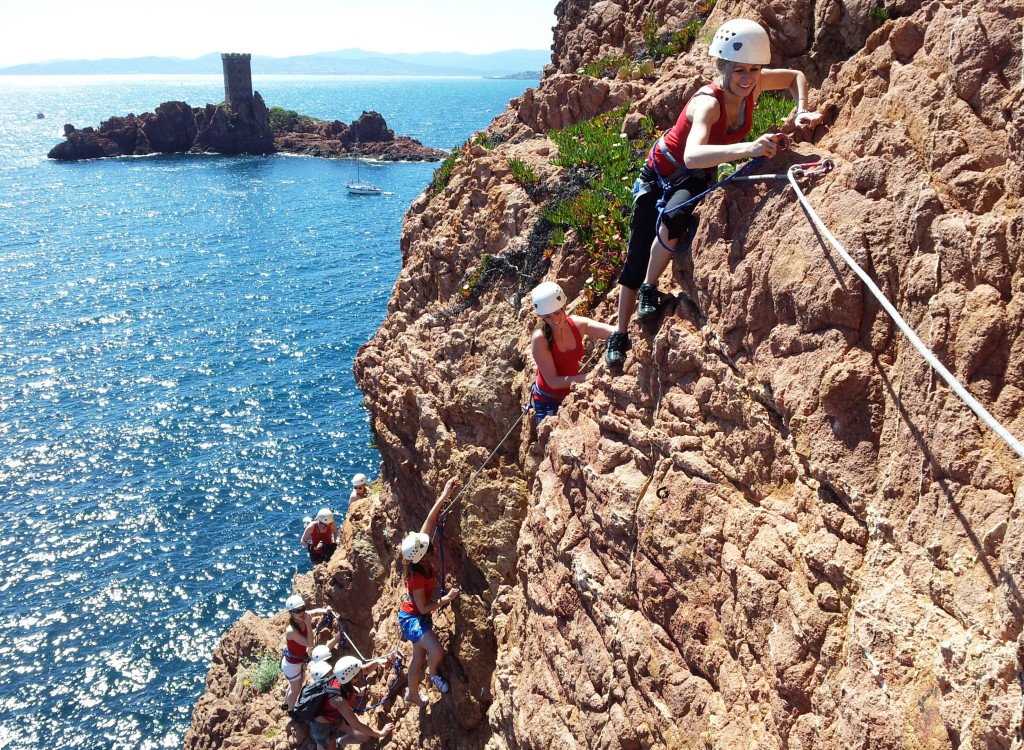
left=0, top=0, right=557, bottom=67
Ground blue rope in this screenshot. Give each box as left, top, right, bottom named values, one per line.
left=437, top=519, right=447, bottom=596
left=352, top=661, right=405, bottom=714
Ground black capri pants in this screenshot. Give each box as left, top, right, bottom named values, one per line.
left=617, top=165, right=711, bottom=291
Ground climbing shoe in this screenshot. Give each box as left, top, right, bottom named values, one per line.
left=430, top=675, right=450, bottom=693
left=636, top=283, right=661, bottom=323
left=605, top=332, right=631, bottom=368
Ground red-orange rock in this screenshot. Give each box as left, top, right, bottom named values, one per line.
left=187, top=1, right=1024, bottom=748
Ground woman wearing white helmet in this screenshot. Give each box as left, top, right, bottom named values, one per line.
left=396, top=477, right=460, bottom=706
left=309, top=656, right=395, bottom=748
left=605, top=18, right=823, bottom=367
left=280, top=594, right=335, bottom=712
left=529, top=280, right=616, bottom=425
left=349, top=473, right=369, bottom=505
left=300, top=507, right=339, bottom=566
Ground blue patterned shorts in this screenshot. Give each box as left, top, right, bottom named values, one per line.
left=398, top=609, right=433, bottom=644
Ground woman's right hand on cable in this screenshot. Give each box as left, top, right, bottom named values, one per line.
left=747, top=133, right=779, bottom=159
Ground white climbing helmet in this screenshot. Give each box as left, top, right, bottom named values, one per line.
left=709, top=19, right=771, bottom=65
left=334, top=656, right=363, bottom=685
left=401, top=531, right=431, bottom=563
left=285, top=594, right=306, bottom=612
left=311, top=645, right=333, bottom=663
left=531, top=281, right=566, bottom=316
left=352, top=473, right=367, bottom=488
left=316, top=508, right=334, bottom=524
left=310, top=660, right=334, bottom=682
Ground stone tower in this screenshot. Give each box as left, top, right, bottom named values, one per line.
left=221, top=53, right=254, bottom=115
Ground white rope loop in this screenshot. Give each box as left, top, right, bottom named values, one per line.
left=785, top=165, right=1024, bottom=462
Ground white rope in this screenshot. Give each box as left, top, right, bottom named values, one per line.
left=786, top=165, right=1024, bottom=462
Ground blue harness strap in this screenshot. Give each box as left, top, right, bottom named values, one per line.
left=437, top=518, right=447, bottom=596
left=352, top=661, right=405, bottom=713
left=649, top=153, right=765, bottom=253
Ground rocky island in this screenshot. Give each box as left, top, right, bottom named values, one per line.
left=184, top=1, right=1024, bottom=749
left=47, top=53, right=445, bottom=162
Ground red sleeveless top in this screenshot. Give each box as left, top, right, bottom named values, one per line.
left=649, top=82, right=754, bottom=177
left=285, top=620, right=307, bottom=663
left=535, top=317, right=584, bottom=403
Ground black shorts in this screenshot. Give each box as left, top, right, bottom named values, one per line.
left=617, top=166, right=710, bottom=290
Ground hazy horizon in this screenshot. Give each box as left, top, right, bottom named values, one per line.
left=0, top=0, right=557, bottom=68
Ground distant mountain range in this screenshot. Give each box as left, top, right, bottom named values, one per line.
left=0, top=49, right=550, bottom=77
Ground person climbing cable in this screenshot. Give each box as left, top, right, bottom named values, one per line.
left=529, top=281, right=615, bottom=425
left=349, top=473, right=369, bottom=505
left=280, top=594, right=334, bottom=712
left=605, top=18, right=823, bottom=367
left=397, top=477, right=461, bottom=706
left=308, top=657, right=394, bottom=748
left=301, top=508, right=339, bottom=566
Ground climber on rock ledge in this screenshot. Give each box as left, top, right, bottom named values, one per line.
left=529, top=280, right=615, bottom=425
left=605, top=18, right=824, bottom=368
left=398, top=477, right=461, bottom=706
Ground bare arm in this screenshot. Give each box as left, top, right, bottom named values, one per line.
left=412, top=584, right=462, bottom=615
left=760, top=68, right=822, bottom=127
left=299, top=522, right=315, bottom=547
left=532, top=330, right=586, bottom=389
left=337, top=698, right=395, bottom=740
left=682, top=96, right=776, bottom=168
left=572, top=315, right=615, bottom=340
left=420, top=477, right=457, bottom=537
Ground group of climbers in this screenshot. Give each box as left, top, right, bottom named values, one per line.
left=530, top=19, right=825, bottom=419
left=278, top=473, right=464, bottom=746
left=271, top=17, right=829, bottom=746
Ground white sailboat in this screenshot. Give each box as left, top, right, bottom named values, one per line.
left=346, top=158, right=381, bottom=196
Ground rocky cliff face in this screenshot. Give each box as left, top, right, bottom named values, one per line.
left=186, top=1, right=1024, bottom=748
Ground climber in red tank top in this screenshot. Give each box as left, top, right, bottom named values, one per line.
left=604, top=18, right=823, bottom=368
left=529, top=281, right=616, bottom=426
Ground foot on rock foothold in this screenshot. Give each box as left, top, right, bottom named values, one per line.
left=636, top=283, right=661, bottom=323
left=605, top=331, right=632, bottom=367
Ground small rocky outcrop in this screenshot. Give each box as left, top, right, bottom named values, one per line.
left=272, top=110, right=445, bottom=161
left=48, top=103, right=440, bottom=162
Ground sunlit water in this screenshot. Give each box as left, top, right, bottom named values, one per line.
left=0, top=74, right=534, bottom=749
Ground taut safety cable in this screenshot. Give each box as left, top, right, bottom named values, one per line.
left=786, top=164, right=1024, bottom=462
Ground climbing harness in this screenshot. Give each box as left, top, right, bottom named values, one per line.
left=648, top=143, right=766, bottom=253
left=648, top=133, right=831, bottom=253
left=786, top=163, right=1024, bottom=461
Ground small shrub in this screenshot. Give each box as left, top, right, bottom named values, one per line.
left=267, top=106, right=319, bottom=133
left=458, top=255, right=491, bottom=301
left=543, top=106, right=657, bottom=312
left=242, top=651, right=281, bottom=694
left=644, top=15, right=707, bottom=60
left=429, top=146, right=462, bottom=197
left=471, top=132, right=496, bottom=150
left=579, top=55, right=632, bottom=78
left=508, top=157, right=540, bottom=190
left=869, top=5, right=890, bottom=21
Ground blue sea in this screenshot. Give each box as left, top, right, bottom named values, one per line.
left=0, top=74, right=534, bottom=749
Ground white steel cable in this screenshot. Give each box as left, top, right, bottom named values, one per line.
left=786, top=165, right=1024, bottom=462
